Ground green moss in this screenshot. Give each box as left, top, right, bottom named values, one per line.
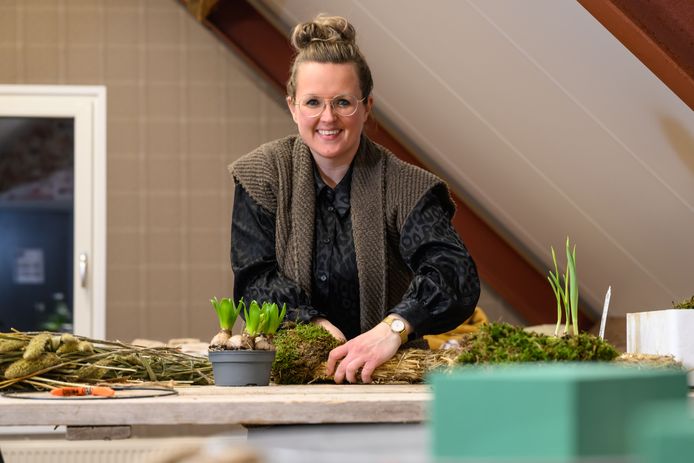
left=268, top=322, right=620, bottom=385
left=457, top=323, right=620, bottom=364
left=272, top=323, right=342, bottom=384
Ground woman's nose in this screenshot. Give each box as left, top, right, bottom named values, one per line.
left=320, top=101, right=337, bottom=121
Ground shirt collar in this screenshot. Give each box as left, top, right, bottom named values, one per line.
left=312, top=161, right=353, bottom=218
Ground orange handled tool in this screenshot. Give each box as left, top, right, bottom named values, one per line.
left=50, top=386, right=115, bottom=397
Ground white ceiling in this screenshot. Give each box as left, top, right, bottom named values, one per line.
left=257, top=0, right=694, bottom=317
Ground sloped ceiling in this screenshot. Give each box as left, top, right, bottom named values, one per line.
left=253, top=0, right=694, bottom=318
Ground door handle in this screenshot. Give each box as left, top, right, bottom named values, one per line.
left=79, top=253, right=88, bottom=288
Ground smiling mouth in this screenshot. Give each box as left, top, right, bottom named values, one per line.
left=317, top=129, right=341, bottom=136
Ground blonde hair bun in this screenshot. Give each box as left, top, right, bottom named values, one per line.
left=286, top=14, right=373, bottom=100
left=290, top=15, right=357, bottom=51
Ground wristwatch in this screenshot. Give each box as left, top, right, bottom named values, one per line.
left=383, top=315, right=408, bottom=345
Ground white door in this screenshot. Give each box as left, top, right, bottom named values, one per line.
left=0, top=85, right=106, bottom=338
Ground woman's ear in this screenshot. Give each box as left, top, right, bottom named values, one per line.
left=286, top=96, right=299, bottom=124
left=364, top=95, right=374, bottom=120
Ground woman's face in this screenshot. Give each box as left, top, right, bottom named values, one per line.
left=287, top=62, right=372, bottom=165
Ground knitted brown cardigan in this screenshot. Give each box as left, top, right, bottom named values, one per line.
left=229, top=135, right=453, bottom=333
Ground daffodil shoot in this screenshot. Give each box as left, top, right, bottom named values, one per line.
left=547, top=237, right=579, bottom=336
left=209, top=297, right=287, bottom=351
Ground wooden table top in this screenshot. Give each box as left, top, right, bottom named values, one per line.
left=0, top=384, right=431, bottom=427
left=2, top=383, right=691, bottom=428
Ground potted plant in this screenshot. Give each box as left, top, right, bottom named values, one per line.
left=208, top=297, right=286, bottom=386
left=627, top=295, right=694, bottom=386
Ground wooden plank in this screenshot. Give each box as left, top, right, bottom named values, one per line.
left=0, top=384, right=430, bottom=427
left=174, top=384, right=424, bottom=396
left=66, top=425, right=132, bottom=440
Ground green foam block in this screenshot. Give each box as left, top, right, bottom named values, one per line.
left=628, top=399, right=694, bottom=463
left=431, top=363, right=687, bottom=462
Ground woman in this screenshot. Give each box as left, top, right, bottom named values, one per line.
left=229, top=15, right=480, bottom=383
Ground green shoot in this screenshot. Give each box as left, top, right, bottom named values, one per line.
left=244, top=301, right=288, bottom=336
left=547, top=247, right=564, bottom=337
left=244, top=300, right=262, bottom=337
left=264, top=303, right=287, bottom=335
left=567, top=238, right=578, bottom=335
left=562, top=256, right=570, bottom=334
left=547, top=237, right=579, bottom=336
left=257, top=311, right=269, bottom=335
left=210, top=297, right=243, bottom=330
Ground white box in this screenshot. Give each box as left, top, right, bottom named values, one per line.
left=627, top=309, right=694, bottom=385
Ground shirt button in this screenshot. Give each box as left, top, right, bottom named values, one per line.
left=327, top=206, right=335, bottom=212
left=319, top=274, right=328, bottom=282
left=323, top=238, right=330, bottom=244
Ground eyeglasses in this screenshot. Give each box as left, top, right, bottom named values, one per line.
left=294, top=94, right=365, bottom=118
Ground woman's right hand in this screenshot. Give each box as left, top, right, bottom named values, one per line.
left=311, top=317, right=347, bottom=343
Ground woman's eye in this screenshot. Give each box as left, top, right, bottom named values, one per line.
left=335, top=98, right=352, bottom=108
left=303, top=98, right=321, bottom=107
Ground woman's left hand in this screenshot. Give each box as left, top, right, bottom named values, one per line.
left=325, top=322, right=403, bottom=384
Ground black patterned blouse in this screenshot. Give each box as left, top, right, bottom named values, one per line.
left=231, top=165, right=480, bottom=341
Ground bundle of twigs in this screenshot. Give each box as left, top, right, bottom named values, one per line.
left=614, top=352, right=682, bottom=368
left=0, top=331, right=213, bottom=391
left=302, top=348, right=463, bottom=384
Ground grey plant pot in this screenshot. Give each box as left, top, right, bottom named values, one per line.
left=209, top=349, right=276, bottom=386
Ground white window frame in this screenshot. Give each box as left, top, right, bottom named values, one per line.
left=0, top=85, right=106, bottom=339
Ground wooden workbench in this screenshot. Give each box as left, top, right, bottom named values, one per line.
left=0, top=384, right=430, bottom=428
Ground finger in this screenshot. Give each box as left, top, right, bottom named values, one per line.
left=333, top=361, right=346, bottom=384
left=360, top=361, right=377, bottom=384
left=327, top=345, right=348, bottom=376
left=330, top=327, right=346, bottom=343
left=345, top=359, right=363, bottom=384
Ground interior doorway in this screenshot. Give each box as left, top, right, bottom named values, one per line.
left=0, top=85, right=106, bottom=338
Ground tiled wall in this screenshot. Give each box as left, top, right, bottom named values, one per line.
left=0, top=0, right=296, bottom=342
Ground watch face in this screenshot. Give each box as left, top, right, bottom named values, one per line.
left=391, top=319, right=405, bottom=333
